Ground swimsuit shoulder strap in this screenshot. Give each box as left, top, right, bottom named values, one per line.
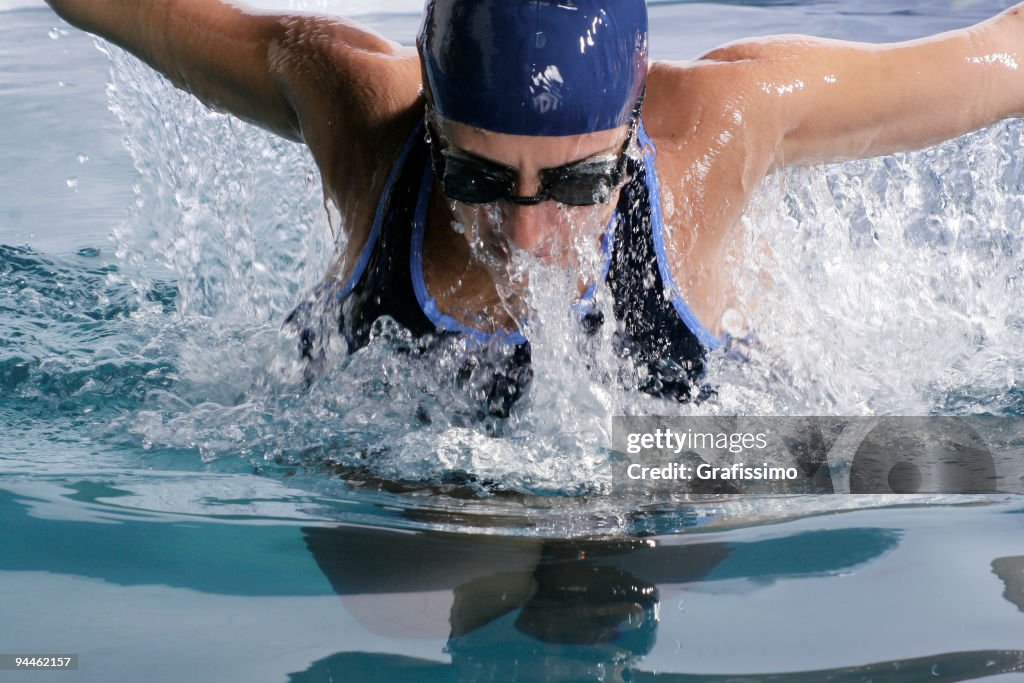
left=334, top=122, right=426, bottom=300
left=606, top=119, right=720, bottom=350
left=293, top=121, right=439, bottom=352
left=606, top=120, right=720, bottom=386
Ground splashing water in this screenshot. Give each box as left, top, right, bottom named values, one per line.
left=81, top=35, right=1024, bottom=498
left=720, top=122, right=1024, bottom=416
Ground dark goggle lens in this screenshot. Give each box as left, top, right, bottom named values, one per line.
left=441, top=154, right=514, bottom=204
left=543, top=157, right=620, bottom=206
left=439, top=150, right=624, bottom=207
left=546, top=173, right=616, bottom=206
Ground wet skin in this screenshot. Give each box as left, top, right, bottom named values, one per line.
left=45, top=0, right=1024, bottom=336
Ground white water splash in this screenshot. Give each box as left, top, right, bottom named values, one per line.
left=717, top=121, right=1024, bottom=416
left=100, top=34, right=1024, bottom=494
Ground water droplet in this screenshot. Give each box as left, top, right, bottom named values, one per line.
left=48, top=27, right=60, bottom=40
left=66, top=177, right=79, bottom=190
left=77, top=153, right=90, bottom=164
left=722, top=308, right=748, bottom=337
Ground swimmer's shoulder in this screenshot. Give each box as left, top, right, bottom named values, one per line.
left=641, top=57, right=788, bottom=336
left=643, top=54, right=779, bottom=146
left=275, top=16, right=423, bottom=158
left=275, top=18, right=425, bottom=284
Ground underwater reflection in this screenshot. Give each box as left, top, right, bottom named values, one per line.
left=992, top=556, right=1024, bottom=612
left=285, top=524, right=1024, bottom=682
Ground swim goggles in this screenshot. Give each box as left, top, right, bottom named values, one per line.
left=426, top=93, right=644, bottom=207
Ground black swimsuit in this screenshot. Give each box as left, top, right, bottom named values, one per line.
left=286, top=119, right=721, bottom=416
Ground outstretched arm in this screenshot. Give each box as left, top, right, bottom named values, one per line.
left=705, top=3, right=1024, bottom=166
left=45, top=0, right=415, bottom=143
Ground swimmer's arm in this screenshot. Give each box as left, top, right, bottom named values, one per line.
left=44, top=0, right=415, bottom=143
left=707, top=4, right=1024, bottom=166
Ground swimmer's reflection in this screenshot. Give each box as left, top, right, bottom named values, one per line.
left=292, top=524, right=982, bottom=682
left=301, top=526, right=710, bottom=673
left=993, top=555, right=1024, bottom=612
left=291, top=525, right=1024, bottom=682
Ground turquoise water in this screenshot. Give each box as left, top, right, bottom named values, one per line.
left=3, top=1, right=1024, bottom=681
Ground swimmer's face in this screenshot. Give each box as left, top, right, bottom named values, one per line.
left=437, top=118, right=631, bottom=269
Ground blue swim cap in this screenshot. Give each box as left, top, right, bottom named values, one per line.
left=418, top=0, right=649, bottom=137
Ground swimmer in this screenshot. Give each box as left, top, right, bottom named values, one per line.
left=44, top=0, right=1024, bottom=411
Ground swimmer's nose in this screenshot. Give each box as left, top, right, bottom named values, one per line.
left=504, top=202, right=556, bottom=257
left=503, top=174, right=558, bottom=256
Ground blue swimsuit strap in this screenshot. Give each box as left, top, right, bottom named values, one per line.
left=410, top=152, right=530, bottom=346
left=572, top=221, right=616, bottom=316
left=637, top=123, right=723, bottom=350
left=331, top=124, right=424, bottom=301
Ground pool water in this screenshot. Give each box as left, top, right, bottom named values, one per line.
left=2, top=1, right=1024, bottom=681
